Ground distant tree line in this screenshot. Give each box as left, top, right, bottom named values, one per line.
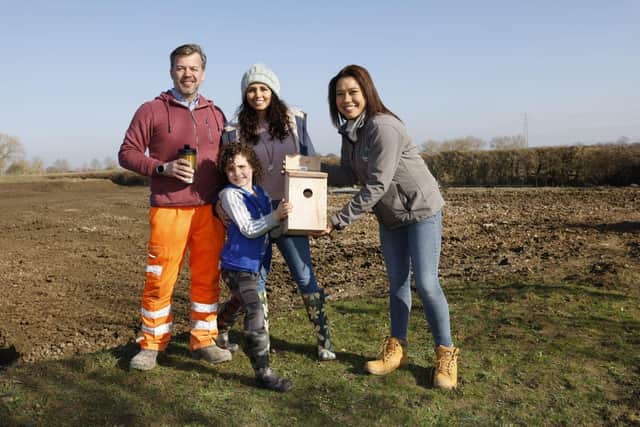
left=421, top=134, right=637, bottom=153
left=0, top=132, right=118, bottom=175
left=421, top=134, right=528, bottom=152
left=423, top=143, right=640, bottom=186
left=323, top=135, right=639, bottom=187
left=4, top=131, right=639, bottom=186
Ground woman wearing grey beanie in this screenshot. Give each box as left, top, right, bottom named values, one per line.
left=216, top=63, right=336, bottom=362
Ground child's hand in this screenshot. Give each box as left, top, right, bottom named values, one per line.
left=273, top=199, right=293, bottom=221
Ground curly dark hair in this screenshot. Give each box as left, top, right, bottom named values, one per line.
left=237, top=92, right=291, bottom=145
left=218, top=143, right=264, bottom=185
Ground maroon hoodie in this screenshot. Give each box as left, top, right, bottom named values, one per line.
left=119, top=91, right=226, bottom=207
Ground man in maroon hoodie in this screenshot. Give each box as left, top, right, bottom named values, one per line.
left=119, top=43, right=230, bottom=370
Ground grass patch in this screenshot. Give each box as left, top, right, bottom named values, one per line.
left=1, top=279, right=639, bottom=426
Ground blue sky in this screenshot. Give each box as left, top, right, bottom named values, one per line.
left=1, top=0, right=638, bottom=167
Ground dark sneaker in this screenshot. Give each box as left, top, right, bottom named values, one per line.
left=130, top=349, right=158, bottom=371
left=256, top=368, right=292, bottom=393
left=192, top=344, right=232, bottom=364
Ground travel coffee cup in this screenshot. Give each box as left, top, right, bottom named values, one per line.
left=178, top=144, right=197, bottom=183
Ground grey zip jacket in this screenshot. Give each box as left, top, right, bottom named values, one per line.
left=330, top=113, right=445, bottom=230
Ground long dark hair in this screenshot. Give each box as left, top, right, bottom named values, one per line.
left=237, top=92, right=290, bottom=144
left=328, top=64, right=400, bottom=128
left=218, top=143, right=264, bottom=185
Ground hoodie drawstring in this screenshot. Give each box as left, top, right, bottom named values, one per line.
left=163, top=92, right=222, bottom=136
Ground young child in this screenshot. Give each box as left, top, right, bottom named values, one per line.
left=216, top=143, right=293, bottom=392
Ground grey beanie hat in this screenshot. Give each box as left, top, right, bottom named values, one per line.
left=241, top=63, right=281, bottom=98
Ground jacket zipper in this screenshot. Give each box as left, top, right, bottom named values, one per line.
left=190, top=111, right=199, bottom=151
left=205, top=118, right=214, bottom=143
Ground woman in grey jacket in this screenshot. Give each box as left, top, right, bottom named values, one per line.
left=321, top=64, right=459, bottom=389
left=218, top=63, right=335, bottom=362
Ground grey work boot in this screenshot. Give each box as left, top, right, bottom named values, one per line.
left=302, top=290, right=336, bottom=361
left=130, top=349, right=158, bottom=371
left=244, top=329, right=292, bottom=393
left=191, top=344, right=232, bottom=364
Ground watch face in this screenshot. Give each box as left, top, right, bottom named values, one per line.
left=156, top=165, right=165, bottom=174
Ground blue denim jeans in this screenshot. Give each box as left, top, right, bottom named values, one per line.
left=257, top=201, right=320, bottom=295
left=379, top=210, right=453, bottom=347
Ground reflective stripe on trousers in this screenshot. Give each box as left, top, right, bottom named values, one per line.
left=139, top=205, right=225, bottom=351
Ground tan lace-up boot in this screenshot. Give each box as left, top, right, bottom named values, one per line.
left=433, top=345, right=459, bottom=389
left=365, top=336, right=408, bottom=375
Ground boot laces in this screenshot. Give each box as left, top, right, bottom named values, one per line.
left=380, top=338, right=400, bottom=362
left=437, top=349, right=457, bottom=374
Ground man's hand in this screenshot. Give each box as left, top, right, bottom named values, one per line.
left=162, top=158, right=194, bottom=183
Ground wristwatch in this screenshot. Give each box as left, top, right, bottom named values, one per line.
left=155, top=164, right=165, bottom=175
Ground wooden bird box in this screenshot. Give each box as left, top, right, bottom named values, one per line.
left=283, top=155, right=327, bottom=235
left=284, top=154, right=321, bottom=172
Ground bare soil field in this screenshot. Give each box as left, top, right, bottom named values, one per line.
left=1, top=179, right=638, bottom=364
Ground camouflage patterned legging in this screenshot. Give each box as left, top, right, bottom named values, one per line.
left=220, top=270, right=265, bottom=332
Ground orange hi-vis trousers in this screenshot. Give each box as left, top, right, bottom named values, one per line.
left=139, top=205, right=225, bottom=351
